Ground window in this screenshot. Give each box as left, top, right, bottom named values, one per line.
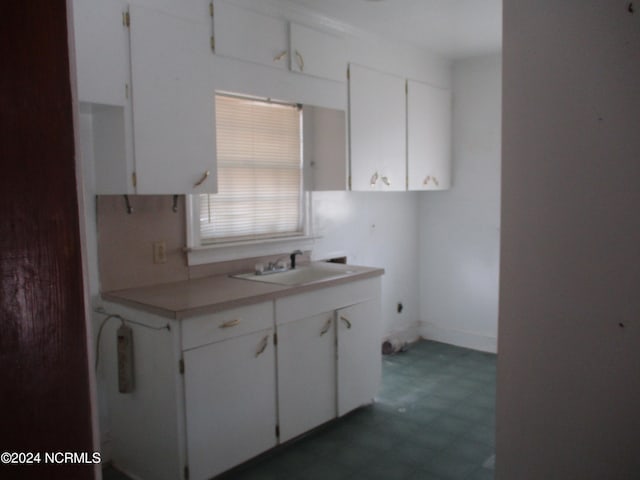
left=195, top=94, right=304, bottom=245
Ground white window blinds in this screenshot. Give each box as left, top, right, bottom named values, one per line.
left=199, top=94, right=303, bottom=243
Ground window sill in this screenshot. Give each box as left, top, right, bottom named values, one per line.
left=186, top=235, right=319, bottom=266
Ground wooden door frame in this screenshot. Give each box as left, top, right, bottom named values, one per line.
left=0, top=1, right=99, bottom=478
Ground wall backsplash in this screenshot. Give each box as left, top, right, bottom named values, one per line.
left=97, top=195, right=189, bottom=291
left=96, top=195, right=310, bottom=291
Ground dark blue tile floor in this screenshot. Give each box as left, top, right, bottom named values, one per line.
left=104, top=340, right=496, bottom=480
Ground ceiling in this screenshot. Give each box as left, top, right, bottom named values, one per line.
left=285, top=0, right=502, bottom=60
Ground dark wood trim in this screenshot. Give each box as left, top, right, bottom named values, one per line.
left=0, top=1, right=95, bottom=478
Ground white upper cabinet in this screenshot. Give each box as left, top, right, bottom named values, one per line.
left=303, top=105, right=348, bottom=191
left=212, top=4, right=346, bottom=82
left=213, top=1, right=289, bottom=70
left=289, top=23, right=347, bottom=82
left=129, top=5, right=217, bottom=194
left=407, top=80, right=452, bottom=190
left=348, top=64, right=406, bottom=191
left=72, top=0, right=129, bottom=106
left=73, top=0, right=135, bottom=194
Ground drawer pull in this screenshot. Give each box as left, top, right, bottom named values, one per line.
left=320, top=318, right=332, bottom=336
left=340, top=316, right=352, bottom=329
left=381, top=175, right=390, bottom=186
left=255, top=335, right=269, bottom=357
left=219, top=318, right=241, bottom=329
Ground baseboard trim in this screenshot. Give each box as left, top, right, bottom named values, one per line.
left=419, top=322, right=497, bottom=353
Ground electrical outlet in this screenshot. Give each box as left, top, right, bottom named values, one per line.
left=153, top=241, right=167, bottom=264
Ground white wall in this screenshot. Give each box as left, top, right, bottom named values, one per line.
left=79, top=111, right=113, bottom=461
left=498, top=1, right=640, bottom=478
left=311, top=192, right=421, bottom=341
left=418, top=54, right=502, bottom=352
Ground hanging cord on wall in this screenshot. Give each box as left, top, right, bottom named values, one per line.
left=93, top=308, right=171, bottom=372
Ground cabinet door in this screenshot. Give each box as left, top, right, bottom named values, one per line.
left=407, top=80, right=452, bottom=190
left=184, top=329, right=277, bottom=480
left=214, top=0, right=289, bottom=70
left=348, top=64, right=406, bottom=191
left=129, top=5, right=217, bottom=194
left=289, top=23, right=346, bottom=82
left=91, top=104, right=136, bottom=194
left=72, top=0, right=129, bottom=105
left=303, top=105, right=348, bottom=191
left=277, top=312, right=337, bottom=442
left=337, top=299, right=382, bottom=416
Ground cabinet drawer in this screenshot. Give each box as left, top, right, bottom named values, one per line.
left=275, top=278, right=380, bottom=326
left=182, top=301, right=274, bottom=350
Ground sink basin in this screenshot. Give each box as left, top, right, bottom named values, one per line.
left=232, top=263, right=356, bottom=286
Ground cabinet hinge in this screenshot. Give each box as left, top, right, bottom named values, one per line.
left=209, top=1, right=214, bottom=17
left=184, top=465, right=189, bottom=480
left=347, top=66, right=350, bottom=80
left=405, top=80, right=408, bottom=95
left=131, top=172, right=137, bottom=188
left=275, top=425, right=280, bottom=438
left=122, top=10, right=130, bottom=27
left=179, top=358, right=185, bottom=375
left=210, top=36, right=216, bottom=52
left=273, top=333, right=278, bottom=346
left=348, top=175, right=352, bottom=190
left=125, top=83, right=129, bottom=99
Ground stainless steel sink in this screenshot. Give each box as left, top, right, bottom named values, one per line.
left=232, top=263, right=355, bottom=286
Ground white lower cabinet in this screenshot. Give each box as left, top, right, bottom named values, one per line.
left=100, top=276, right=381, bottom=480
left=277, top=312, right=337, bottom=442
left=183, top=328, right=277, bottom=480
left=276, top=278, right=382, bottom=439
left=337, top=299, right=382, bottom=415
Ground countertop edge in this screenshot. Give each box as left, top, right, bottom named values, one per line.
left=101, top=265, right=384, bottom=320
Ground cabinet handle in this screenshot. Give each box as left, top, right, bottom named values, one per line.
left=370, top=171, right=379, bottom=187
left=381, top=175, right=390, bottom=186
left=295, top=49, right=304, bottom=72
left=340, top=316, right=352, bottom=329
left=320, top=318, right=332, bottom=336
left=194, top=170, right=210, bottom=187
left=273, top=50, right=288, bottom=62
left=255, top=335, right=269, bottom=357
left=219, top=318, right=240, bottom=328
left=423, top=175, right=439, bottom=187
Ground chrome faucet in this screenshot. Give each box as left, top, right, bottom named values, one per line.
left=290, top=250, right=303, bottom=269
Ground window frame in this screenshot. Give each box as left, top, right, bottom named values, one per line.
left=185, top=93, right=315, bottom=265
